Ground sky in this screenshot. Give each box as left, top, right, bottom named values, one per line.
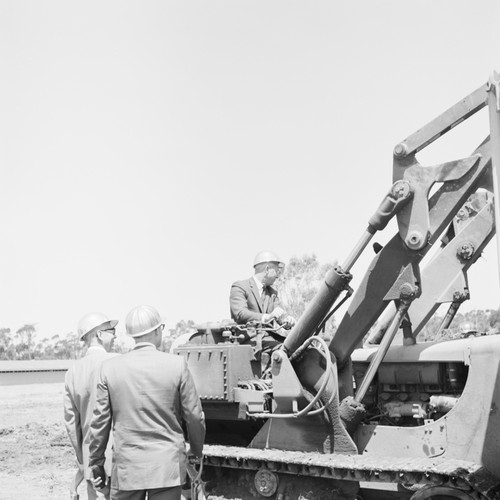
left=1, top=1, right=500, bottom=341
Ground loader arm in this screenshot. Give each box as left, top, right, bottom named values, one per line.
left=330, top=80, right=495, bottom=367
left=331, top=140, right=489, bottom=367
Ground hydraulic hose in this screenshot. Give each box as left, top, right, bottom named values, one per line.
left=250, top=336, right=335, bottom=419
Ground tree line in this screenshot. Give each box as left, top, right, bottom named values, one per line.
left=0, top=320, right=197, bottom=361
left=1, top=255, right=499, bottom=360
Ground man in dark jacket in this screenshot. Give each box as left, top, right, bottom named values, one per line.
left=230, top=250, right=295, bottom=328
left=230, top=251, right=295, bottom=376
left=89, top=305, right=205, bottom=500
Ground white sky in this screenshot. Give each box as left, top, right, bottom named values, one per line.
left=1, top=1, right=500, bottom=340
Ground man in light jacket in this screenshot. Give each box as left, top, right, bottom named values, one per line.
left=64, top=312, right=119, bottom=500
left=89, top=305, right=205, bottom=500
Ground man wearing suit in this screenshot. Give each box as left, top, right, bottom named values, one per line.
left=64, top=311, right=119, bottom=500
left=230, top=250, right=295, bottom=364
left=230, top=250, right=295, bottom=327
left=89, top=305, right=205, bottom=500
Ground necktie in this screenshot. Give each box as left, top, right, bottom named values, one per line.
left=262, top=286, right=270, bottom=313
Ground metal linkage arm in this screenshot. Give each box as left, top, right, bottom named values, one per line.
left=365, top=195, right=495, bottom=345
left=487, top=70, right=500, bottom=277
left=354, top=282, right=419, bottom=403
left=393, top=84, right=488, bottom=158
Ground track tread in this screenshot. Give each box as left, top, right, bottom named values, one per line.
left=203, top=444, right=500, bottom=499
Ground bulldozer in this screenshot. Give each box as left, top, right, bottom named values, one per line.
left=176, top=72, right=500, bottom=499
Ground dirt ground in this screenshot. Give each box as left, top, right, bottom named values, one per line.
left=0, top=383, right=83, bottom=500
left=0, top=383, right=242, bottom=500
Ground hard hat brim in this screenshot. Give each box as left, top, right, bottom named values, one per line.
left=253, top=260, right=285, bottom=268
left=253, top=250, right=284, bottom=268
left=79, top=319, right=118, bottom=340
left=127, top=321, right=164, bottom=338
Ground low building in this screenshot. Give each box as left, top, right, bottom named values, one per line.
left=0, top=360, right=74, bottom=385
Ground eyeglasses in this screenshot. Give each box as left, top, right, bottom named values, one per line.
left=101, top=328, right=116, bottom=336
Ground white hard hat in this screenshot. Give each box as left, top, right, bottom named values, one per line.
left=78, top=312, right=118, bottom=341
left=126, top=305, right=164, bottom=338
left=253, top=250, right=284, bottom=268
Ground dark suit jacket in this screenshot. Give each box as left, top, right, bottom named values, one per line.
left=89, top=345, right=205, bottom=491
left=230, top=277, right=279, bottom=324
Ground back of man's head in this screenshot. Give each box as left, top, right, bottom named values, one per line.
left=126, top=305, right=164, bottom=346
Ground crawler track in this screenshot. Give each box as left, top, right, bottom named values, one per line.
left=203, top=445, right=500, bottom=499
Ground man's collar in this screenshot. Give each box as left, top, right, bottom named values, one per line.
left=85, top=345, right=106, bottom=355
left=133, top=342, right=157, bottom=350
left=252, top=275, right=264, bottom=292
